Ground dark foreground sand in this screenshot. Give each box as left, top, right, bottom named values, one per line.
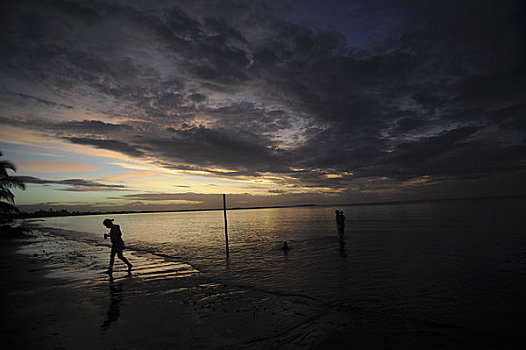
left=1, top=223, right=394, bottom=350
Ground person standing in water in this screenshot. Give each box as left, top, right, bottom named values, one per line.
left=335, top=210, right=346, bottom=249
left=103, top=219, right=132, bottom=274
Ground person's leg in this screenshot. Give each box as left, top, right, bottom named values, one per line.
left=338, top=229, right=345, bottom=250
left=117, top=251, right=132, bottom=271
left=107, top=249, right=116, bottom=273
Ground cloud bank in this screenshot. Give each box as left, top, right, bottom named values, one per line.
left=1, top=0, right=525, bottom=202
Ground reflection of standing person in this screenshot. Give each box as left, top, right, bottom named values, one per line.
left=335, top=210, right=346, bottom=249
left=103, top=219, right=132, bottom=274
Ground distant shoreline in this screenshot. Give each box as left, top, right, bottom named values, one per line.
left=325, top=193, right=526, bottom=208
left=16, top=193, right=526, bottom=219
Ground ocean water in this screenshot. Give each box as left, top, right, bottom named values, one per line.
left=39, top=197, right=526, bottom=344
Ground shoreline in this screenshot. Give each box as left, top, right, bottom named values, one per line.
left=0, top=223, right=368, bottom=349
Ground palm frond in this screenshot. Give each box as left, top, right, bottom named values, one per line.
left=0, top=160, right=17, bottom=177
left=0, top=200, right=19, bottom=214
left=0, top=188, right=15, bottom=203
left=0, top=154, right=25, bottom=215
left=0, top=177, right=26, bottom=190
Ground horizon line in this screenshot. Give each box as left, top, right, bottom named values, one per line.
left=18, top=193, right=526, bottom=218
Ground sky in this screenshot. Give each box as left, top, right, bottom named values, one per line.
left=1, top=0, right=525, bottom=213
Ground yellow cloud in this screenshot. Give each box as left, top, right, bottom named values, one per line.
left=325, top=172, right=353, bottom=178
left=402, top=176, right=431, bottom=186
left=102, top=171, right=160, bottom=179
left=325, top=174, right=343, bottom=179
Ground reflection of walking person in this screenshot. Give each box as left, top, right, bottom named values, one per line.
left=103, top=219, right=132, bottom=274
left=335, top=210, right=346, bottom=249
left=100, top=279, right=123, bottom=330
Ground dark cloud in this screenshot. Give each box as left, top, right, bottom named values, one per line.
left=1, top=91, right=74, bottom=109
left=64, top=137, right=145, bottom=158
left=115, top=193, right=190, bottom=201
left=152, top=125, right=287, bottom=173
left=15, top=176, right=127, bottom=191
left=51, top=0, right=102, bottom=25
left=57, top=120, right=133, bottom=135
left=1, top=0, right=525, bottom=199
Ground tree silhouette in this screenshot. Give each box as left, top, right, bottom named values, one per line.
left=0, top=151, right=25, bottom=222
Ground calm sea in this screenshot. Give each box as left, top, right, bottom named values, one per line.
left=39, top=196, right=526, bottom=345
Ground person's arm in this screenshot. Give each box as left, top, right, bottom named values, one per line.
left=104, top=226, right=115, bottom=239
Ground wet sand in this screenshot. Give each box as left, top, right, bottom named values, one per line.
left=0, top=225, right=378, bottom=350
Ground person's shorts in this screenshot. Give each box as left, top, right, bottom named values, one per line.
left=111, top=241, right=125, bottom=253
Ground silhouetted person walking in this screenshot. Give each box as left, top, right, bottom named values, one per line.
left=103, top=219, right=132, bottom=274
left=335, top=210, right=346, bottom=249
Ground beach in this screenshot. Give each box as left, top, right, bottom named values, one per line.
left=2, top=198, right=526, bottom=349
left=0, top=223, right=375, bottom=350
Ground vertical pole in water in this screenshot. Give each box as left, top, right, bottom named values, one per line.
left=223, top=194, right=229, bottom=258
